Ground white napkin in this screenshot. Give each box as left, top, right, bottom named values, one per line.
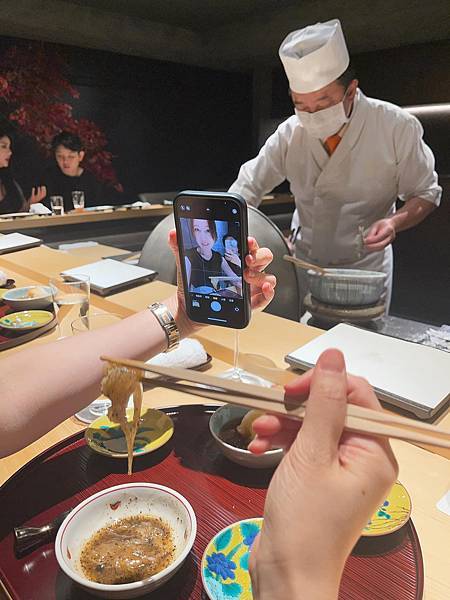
left=29, top=203, right=52, bottom=215
left=0, top=269, right=8, bottom=286
left=147, top=338, right=208, bottom=369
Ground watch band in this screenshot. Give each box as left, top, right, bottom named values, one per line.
left=148, top=302, right=180, bottom=352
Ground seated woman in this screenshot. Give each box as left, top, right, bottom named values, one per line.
left=0, top=129, right=46, bottom=214
left=43, top=131, right=120, bottom=211
left=185, top=219, right=242, bottom=295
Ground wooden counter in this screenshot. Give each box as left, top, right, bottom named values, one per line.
left=0, top=243, right=448, bottom=599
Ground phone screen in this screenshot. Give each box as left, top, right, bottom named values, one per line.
left=174, top=192, right=250, bottom=329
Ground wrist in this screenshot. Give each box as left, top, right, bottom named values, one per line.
left=163, top=294, right=202, bottom=340
left=251, top=541, right=344, bottom=600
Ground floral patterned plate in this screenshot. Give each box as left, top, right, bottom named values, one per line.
left=363, top=481, right=412, bottom=537
left=85, top=408, right=174, bottom=458
left=202, top=517, right=262, bottom=600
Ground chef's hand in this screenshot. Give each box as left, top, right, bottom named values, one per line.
left=364, top=218, right=396, bottom=251
left=167, top=231, right=276, bottom=336
left=28, top=185, right=47, bottom=205
left=248, top=349, right=398, bottom=600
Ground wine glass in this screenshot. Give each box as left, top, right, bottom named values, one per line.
left=71, top=313, right=123, bottom=423
left=219, top=330, right=272, bottom=386
left=49, top=274, right=90, bottom=339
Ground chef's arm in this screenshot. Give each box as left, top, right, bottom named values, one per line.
left=389, top=196, right=435, bottom=232
left=365, top=197, right=436, bottom=252
left=229, top=122, right=290, bottom=206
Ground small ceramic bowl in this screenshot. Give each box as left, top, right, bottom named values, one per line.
left=0, top=309, right=53, bottom=330
left=3, top=285, right=53, bottom=310
left=362, top=481, right=412, bottom=537
left=209, top=405, right=283, bottom=469
left=55, top=483, right=197, bottom=599
left=202, top=517, right=262, bottom=600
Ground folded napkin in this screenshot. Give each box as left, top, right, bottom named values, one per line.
left=147, top=338, right=208, bottom=369
left=0, top=270, right=8, bottom=286
left=413, top=325, right=450, bottom=353
left=29, top=203, right=52, bottom=215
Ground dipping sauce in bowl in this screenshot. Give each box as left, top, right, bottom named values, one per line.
left=80, top=514, right=175, bottom=585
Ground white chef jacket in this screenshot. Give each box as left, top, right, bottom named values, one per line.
left=229, top=90, right=441, bottom=309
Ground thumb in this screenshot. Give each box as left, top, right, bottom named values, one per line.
left=295, top=349, right=347, bottom=464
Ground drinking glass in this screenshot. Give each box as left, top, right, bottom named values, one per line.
left=72, top=190, right=85, bottom=209
left=219, top=330, right=271, bottom=386
left=71, top=313, right=122, bottom=423
left=50, top=196, right=64, bottom=215
left=49, top=274, right=90, bottom=339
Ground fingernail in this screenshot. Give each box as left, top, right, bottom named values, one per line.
left=317, top=349, right=345, bottom=373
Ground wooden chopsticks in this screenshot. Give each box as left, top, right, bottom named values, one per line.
left=283, top=254, right=327, bottom=275
left=100, top=355, right=450, bottom=450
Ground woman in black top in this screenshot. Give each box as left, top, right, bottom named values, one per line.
left=0, top=129, right=46, bottom=214
left=185, top=219, right=241, bottom=294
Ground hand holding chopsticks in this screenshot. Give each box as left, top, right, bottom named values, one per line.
left=100, top=354, right=450, bottom=450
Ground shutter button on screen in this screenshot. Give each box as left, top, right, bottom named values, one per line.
left=210, top=301, right=222, bottom=312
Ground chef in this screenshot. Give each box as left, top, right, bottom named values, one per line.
left=229, top=19, right=441, bottom=312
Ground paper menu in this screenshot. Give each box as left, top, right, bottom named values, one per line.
left=61, top=259, right=156, bottom=295
left=285, top=323, right=450, bottom=418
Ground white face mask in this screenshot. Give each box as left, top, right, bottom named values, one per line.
left=296, top=98, right=349, bottom=139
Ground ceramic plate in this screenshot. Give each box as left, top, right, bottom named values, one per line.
left=363, top=481, right=412, bottom=537
left=0, top=309, right=53, bottom=330
left=85, top=408, right=174, bottom=458
left=202, top=518, right=262, bottom=600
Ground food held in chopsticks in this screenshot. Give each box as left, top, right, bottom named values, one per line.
left=101, top=364, right=143, bottom=475
left=236, top=409, right=265, bottom=442
left=80, top=515, right=175, bottom=584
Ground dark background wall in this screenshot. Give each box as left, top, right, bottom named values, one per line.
left=0, top=37, right=253, bottom=200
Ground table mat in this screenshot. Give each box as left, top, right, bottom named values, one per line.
left=0, top=405, right=423, bottom=599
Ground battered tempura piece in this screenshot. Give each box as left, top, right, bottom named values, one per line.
left=101, top=364, right=143, bottom=475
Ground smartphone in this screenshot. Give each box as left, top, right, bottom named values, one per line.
left=173, top=190, right=251, bottom=329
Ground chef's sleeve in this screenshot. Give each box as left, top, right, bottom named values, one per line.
left=395, top=115, right=442, bottom=206
left=229, top=125, right=289, bottom=207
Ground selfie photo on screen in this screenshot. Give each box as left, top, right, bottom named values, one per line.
left=180, top=217, right=243, bottom=297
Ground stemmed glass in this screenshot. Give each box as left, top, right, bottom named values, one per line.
left=71, top=313, right=123, bottom=423
left=49, top=274, right=90, bottom=339
left=219, top=330, right=271, bottom=386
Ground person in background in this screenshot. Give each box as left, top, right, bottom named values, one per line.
left=248, top=348, right=398, bottom=599
left=229, top=19, right=441, bottom=313
left=43, top=131, right=114, bottom=211
left=223, top=232, right=242, bottom=275
left=0, top=128, right=46, bottom=214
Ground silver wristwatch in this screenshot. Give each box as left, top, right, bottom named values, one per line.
left=148, top=302, right=180, bottom=352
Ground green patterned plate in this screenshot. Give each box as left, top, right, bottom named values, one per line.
left=202, top=518, right=263, bottom=600
left=85, top=408, right=174, bottom=458
left=0, top=310, right=53, bottom=330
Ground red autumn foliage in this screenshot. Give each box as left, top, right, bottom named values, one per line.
left=0, top=42, right=122, bottom=190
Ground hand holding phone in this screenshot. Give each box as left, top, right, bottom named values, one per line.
left=173, top=190, right=251, bottom=329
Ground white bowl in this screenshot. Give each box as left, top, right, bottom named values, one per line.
left=209, top=405, right=284, bottom=469
left=55, top=483, right=197, bottom=599
left=308, top=268, right=386, bottom=306
left=3, top=286, right=53, bottom=310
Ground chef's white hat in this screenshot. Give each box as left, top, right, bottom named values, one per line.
left=279, top=19, right=349, bottom=93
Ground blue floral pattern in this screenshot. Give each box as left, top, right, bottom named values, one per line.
left=206, top=552, right=237, bottom=581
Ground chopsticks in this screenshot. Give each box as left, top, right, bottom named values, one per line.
left=283, top=254, right=327, bottom=275
left=100, top=355, right=450, bottom=450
